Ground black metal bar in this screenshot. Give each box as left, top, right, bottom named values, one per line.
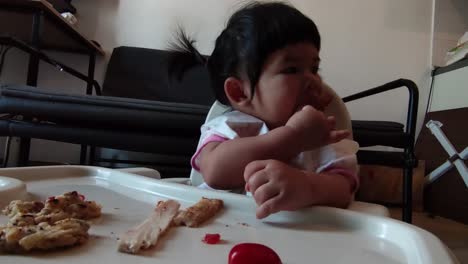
left=342, top=79, right=418, bottom=104
left=86, top=52, right=96, bottom=95
left=342, top=79, right=419, bottom=152
left=26, top=15, right=40, bottom=86
left=402, top=152, right=413, bottom=223
left=18, top=139, right=31, bottom=167
left=18, top=10, right=43, bottom=166
left=404, top=79, right=419, bottom=146
left=2, top=136, right=11, bottom=168
left=93, top=81, right=102, bottom=96
left=80, top=52, right=98, bottom=165
left=402, top=80, right=419, bottom=223
left=35, top=44, right=94, bottom=55
left=402, top=80, right=418, bottom=223
left=343, top=79, right=419, bottom=223
left=89, top=146, right=96, bottom=166
left=0, top=36, right=95, bottom=86
left=79, top=144, right=87, bottom=165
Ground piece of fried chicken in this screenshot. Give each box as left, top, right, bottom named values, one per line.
left=173, top=197, right=223, bottom=227
left=2, top=200, right=44, bottom=218
left=2, top=200, right=44, bottom=227
left=118, top=200, right=180, bottom=254
left=0, top=218, right=89, bottom=253
left=35, top=191, right=101, bottom=224
left=3, top=191, right=101, bottom=227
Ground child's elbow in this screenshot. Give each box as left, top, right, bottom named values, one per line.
left=203, top=172, right=223, bottom=189
left=200, top=165, right=227, bottom=190
left=335, top=191, right=353, bottom=209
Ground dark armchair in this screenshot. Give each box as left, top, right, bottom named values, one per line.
left=0, top=46, right=215, bottom=177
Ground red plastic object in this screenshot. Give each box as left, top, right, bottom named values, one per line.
left=228, top=243, right=282, bottom=264
left=202, top=233, right=221, bottom=244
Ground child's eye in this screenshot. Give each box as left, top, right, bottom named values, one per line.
left=310, top=66, right=320, bottom=74
left=282, top=66, right=299, bottom=74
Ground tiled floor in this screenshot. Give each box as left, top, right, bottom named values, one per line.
left=390, top=209, right=468, bottom=263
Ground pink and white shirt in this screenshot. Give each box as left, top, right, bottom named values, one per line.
left=191, top=110, right=360, bottom=193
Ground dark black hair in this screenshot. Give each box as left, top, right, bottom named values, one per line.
left=168, top=1, right=321, bottom=105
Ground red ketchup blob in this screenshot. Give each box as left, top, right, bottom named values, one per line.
left=228, top=243, right=282, bottom=264
left=202, top=233, right=221, bottom=244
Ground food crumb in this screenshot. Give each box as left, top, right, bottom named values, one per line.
left=225, top=224, right=229, bottom=227
left=202, top=233, right=221, bottom=244
left=240, top=222, right=249, bottom=227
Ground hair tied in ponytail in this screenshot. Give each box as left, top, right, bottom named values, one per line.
left=168, top=26, right=207, bottom=81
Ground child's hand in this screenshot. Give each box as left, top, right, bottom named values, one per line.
left=244, top=159, right=315, bottom=219
left=285, top=105, right=349, bottom=150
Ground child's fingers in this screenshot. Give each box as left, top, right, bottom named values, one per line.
left=252, top=181, right=280, bottom=206
left=246, top=170, right=270, bottom=196
left=329, top=129, right=350, bottom=143
left=326, top=116, right=336, bottom=129
left=256, top=195, right=282, bottom=219
left=244, top=160, right=268, bottom=182
left=302, top=105, right=317, bottom=111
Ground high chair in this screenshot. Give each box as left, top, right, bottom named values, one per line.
left=164, top=83, right=390, bottom=218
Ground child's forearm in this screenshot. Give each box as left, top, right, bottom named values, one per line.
left=305, top=172, right=353, bottom=208
left=199, top=126, right=304, bottom=189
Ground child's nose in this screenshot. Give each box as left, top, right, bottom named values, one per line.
left=309, top=85, right=321, bottom=98
left=304, top=70, right=321, bottom=83
left=305, top=74, right=322, bottom=95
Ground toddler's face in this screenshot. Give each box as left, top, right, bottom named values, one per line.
left=248, top=43, right=330, bottom=129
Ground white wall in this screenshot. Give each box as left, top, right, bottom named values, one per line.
left=432, top=0, right=468, bottom=66
left=1, top=0, right=434, bottom=164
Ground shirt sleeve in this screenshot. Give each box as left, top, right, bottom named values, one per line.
left=190, top=111, right=268, bottom=171
left=190, top=134, right=229, bottom=171
left=316, top=139, right=360, bottom=193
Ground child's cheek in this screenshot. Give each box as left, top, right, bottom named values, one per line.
left=319, top=89, right=333, bottom=109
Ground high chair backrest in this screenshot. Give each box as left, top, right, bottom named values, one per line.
left=189, top=83, right=353, bottom=187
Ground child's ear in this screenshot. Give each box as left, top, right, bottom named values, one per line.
left=224, top=77, right=250, bottom=106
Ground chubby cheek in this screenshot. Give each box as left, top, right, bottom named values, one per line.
left=268, top=99, right=296, bottom=128
left=276, top=91, right=302, bottom=124
left=258, top=78, right=302, bottom=127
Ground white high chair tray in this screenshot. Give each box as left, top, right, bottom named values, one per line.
left=0, top=166, right=457, bottom=264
